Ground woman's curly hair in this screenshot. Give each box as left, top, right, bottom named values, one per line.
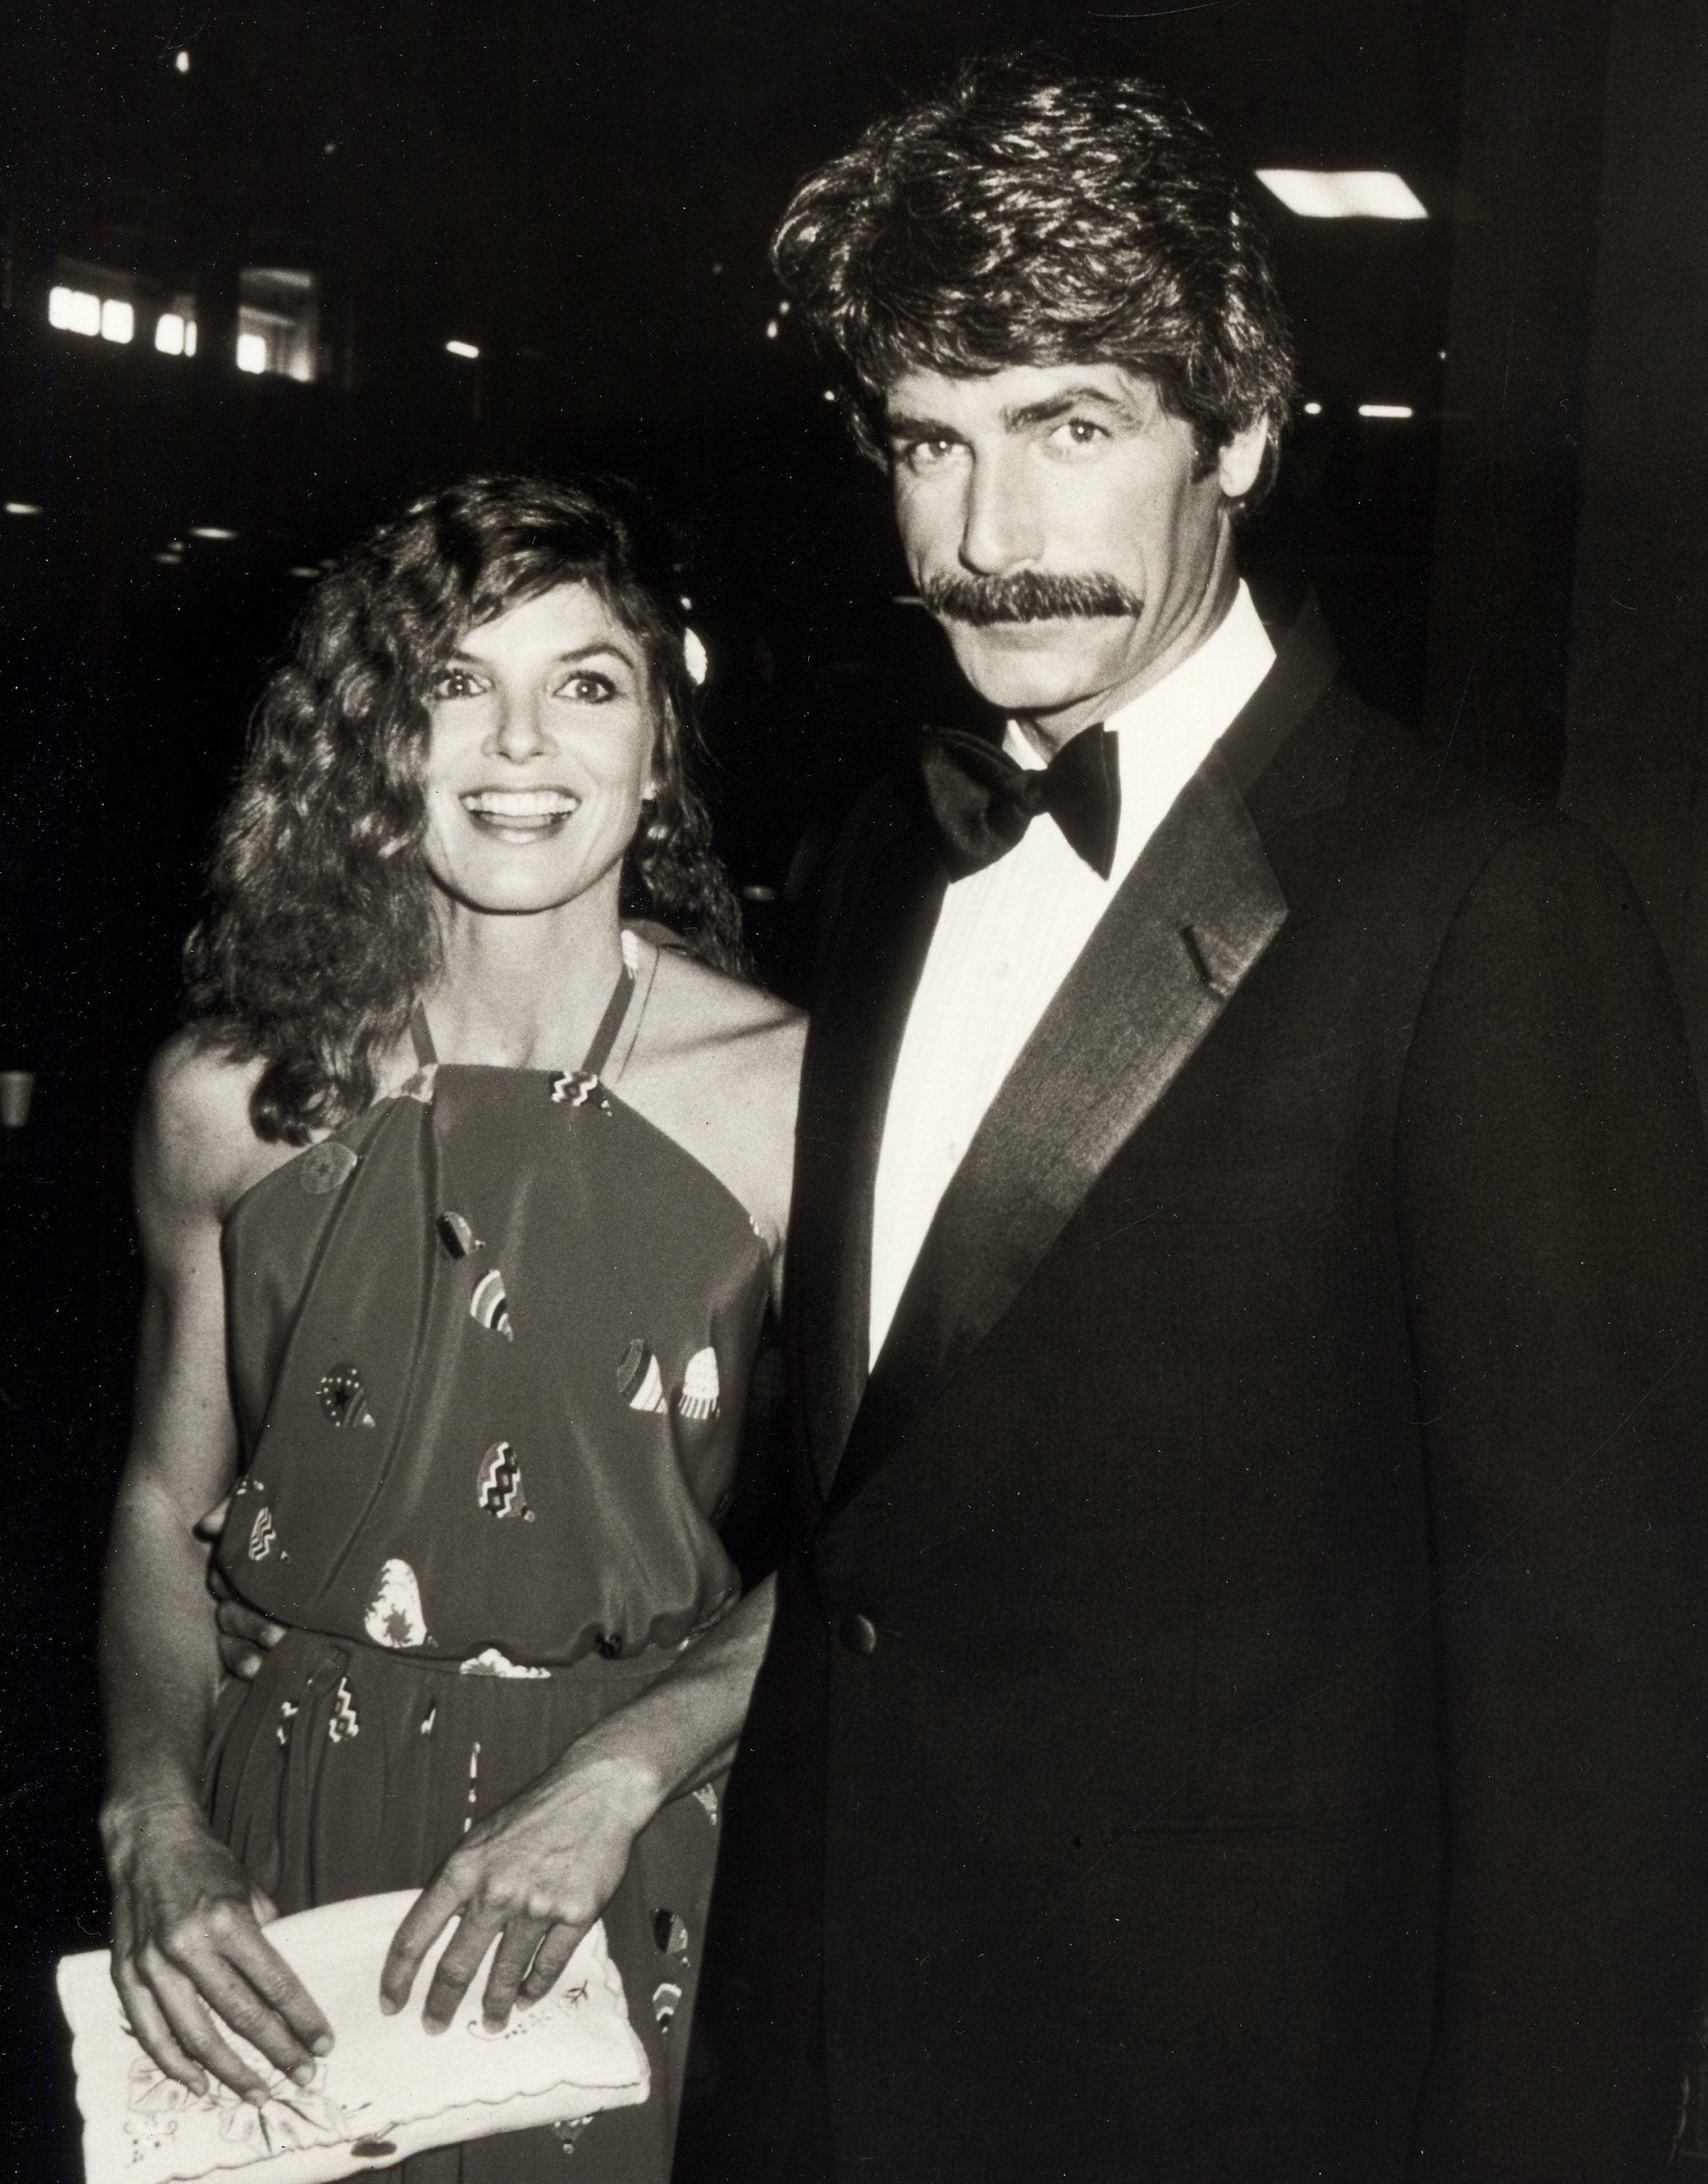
left=182, top=471, right=746, bottom=1145
left=772, top=54, right=1297, bottom=499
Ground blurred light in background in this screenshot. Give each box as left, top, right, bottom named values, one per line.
left=49, top=286, right=101, bottom=336
left=237, top=268, right=320, bottom=381
left=154, top=312, right=197, bottom=356
left=445, top=339, right=480, bottom=360
left=174, top=49, right=191, bottom=72
left=1256, top=170, right=1428, bottom=220
left=189, top=526, right=238, bottom=541
left=684, top=629, right=708, bottom=687
left=1359, top=403, right=1415, bottom=419
left=765, top=319, right=779, bottom=340
left=4, top=502, right=43, bottom=517
left=1303, top=401, right=1324, bottom=415
left=100, top=298, right=134, bottom=344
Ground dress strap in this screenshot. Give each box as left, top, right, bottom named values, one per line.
left=580, top=960, right=636, bottom=1078
left=408, top=963, right=633, bottom=1077
left=408, top=1005, right=439, bottom=1067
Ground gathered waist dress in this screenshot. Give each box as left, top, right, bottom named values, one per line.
left=204, top=935, right=771, bottom=2183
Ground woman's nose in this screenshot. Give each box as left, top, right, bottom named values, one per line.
left=487, top=692, right=552, bottom=761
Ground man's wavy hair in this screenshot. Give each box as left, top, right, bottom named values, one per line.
left=182, top=471, right=745, bottom=1146
left=772, top=55, right=1297, bottom=502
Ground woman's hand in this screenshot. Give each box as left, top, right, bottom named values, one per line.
left=379, top=1750, right=658, bottom=2035
left=104, top=1800, right=333, bottom=2104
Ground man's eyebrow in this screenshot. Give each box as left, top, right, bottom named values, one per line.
left=1000, top=385, right=1137, bottom=431
left=883, top=411, right=961, bottom=443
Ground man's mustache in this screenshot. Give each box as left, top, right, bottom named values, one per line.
left=921, top=569, right=1144, bottom=625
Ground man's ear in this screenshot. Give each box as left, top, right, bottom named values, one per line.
left=1217, top=415, right=1270, bottom=502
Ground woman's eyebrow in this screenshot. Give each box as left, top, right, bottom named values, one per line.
left=443, top=641, right=638, bottom=668
left=551, top=643, right=636, bottom=667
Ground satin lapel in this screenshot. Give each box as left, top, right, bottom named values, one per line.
left=788, top=802, right=948, bottom=1502
left=828, top=748, right=1287, bottom=1516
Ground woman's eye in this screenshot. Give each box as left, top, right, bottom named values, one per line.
left=431, top=668, right=485, bottom=700
left=556, top=672, right=617, bottom=703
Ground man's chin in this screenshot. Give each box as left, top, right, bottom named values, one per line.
left=943, top=619, right=1131, bottom=714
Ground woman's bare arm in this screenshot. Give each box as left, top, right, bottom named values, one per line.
left=99, top=1036, right=331, bottom=2102
left=379, top=1573, right=776, bottom=2030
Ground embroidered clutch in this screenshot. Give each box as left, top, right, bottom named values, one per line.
left=56, top=1891, right=649, bottom=2184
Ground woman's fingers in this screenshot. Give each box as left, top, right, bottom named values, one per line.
left=141, top=1952, right=277, bottom=2105
left=218, top=1913, right=334, bottom=2062
left=114, top=1961, right=210, bottom=2097
left=157, top=1907, right=332, bottom=2083
left=515, top=1920, right=584, bottom=2009
left=420, top=1910, right=510, bottom=2033
left=379, top=1874, right=462, bottom=2017
left=478, top=1917, right=559, bottom=2030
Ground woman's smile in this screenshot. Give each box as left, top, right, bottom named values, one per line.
left=458, top=786, right=583, bottom=841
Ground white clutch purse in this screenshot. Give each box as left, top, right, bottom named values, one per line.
left=56, top=1891, right=650, bottom=2184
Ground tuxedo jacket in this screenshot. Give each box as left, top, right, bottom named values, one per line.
left=680, top=608, right=1708, bottom=2183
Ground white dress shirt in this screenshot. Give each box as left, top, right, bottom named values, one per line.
left=868, top=581, right=1276, bottom=1364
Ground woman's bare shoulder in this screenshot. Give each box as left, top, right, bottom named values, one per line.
left=137, top=1029, right=297, bottom=1232
left=646, top=947, right=806, bottom=1086
left=625, top=951, right=805, bottom=1244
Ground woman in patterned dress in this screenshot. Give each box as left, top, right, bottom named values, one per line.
left=96, top=473, right=802, bottom=2180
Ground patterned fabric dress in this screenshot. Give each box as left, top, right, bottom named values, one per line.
left=205, top=934, right=771, bottom=2181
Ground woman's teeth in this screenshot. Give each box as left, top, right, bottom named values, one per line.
left=461, top=790, right=580, bottom=819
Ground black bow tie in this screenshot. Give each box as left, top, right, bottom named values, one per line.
left=920, top=723, right=1122, bottom=881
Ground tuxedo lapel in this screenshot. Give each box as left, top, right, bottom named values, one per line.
left=809, top=596, right=1338, bottom=1513
left=827, top=747, right=1289, bottom=1516
left=788, top=800, right=948, bottom=1500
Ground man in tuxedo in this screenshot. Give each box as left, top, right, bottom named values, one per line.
left=674, top=55, right=1708, bottom=2184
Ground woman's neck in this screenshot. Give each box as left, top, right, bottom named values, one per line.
left=420, top=886, right=628, bottom=1069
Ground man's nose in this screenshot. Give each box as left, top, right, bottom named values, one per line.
left=957, top=447, right=1043, bottom=574
left=487, top=691, right=553, bottom=761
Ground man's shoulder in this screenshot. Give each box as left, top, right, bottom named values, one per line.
left=1267, top=675, right=1557, bottom=890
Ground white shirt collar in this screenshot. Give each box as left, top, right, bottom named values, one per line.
left=1005, top=579, right=1275, bottom=773
left=1000, top=580, right=1276, bottom=887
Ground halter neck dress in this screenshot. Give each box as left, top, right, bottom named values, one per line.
left=205, top=933, right=772, bottom=2182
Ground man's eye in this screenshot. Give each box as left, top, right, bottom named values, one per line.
left=901, top=436, right=960, bottom=470
left=1053, top=418, right=1107, bottom=450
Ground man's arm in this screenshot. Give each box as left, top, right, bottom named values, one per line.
left=1396, top=817, right=1708, bottom=2180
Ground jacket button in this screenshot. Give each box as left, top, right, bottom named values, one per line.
left=839, top=1613, right=877, bottom=1656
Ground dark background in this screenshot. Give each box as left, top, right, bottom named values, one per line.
left=4, top=1, right=1706, bottom=2170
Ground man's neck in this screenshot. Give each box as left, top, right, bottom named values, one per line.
left=1016, top=544, right=1241, bottom=760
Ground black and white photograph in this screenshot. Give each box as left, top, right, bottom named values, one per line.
left=4, top=4, right=1708, bottom=2178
